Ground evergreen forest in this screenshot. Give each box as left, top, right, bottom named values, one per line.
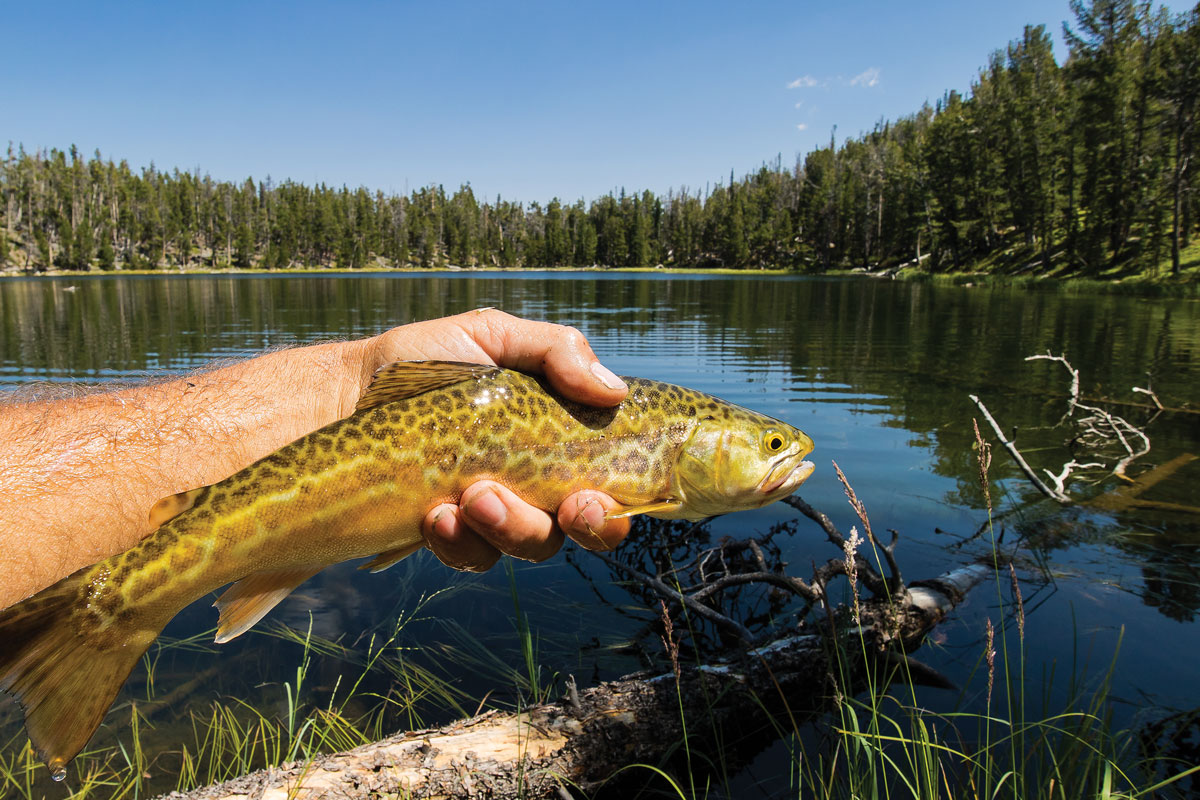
left=1, top=0, right=1197, bottom=278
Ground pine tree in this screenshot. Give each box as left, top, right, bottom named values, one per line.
left=34, top=228, right=51, bottom=272
left=234, top=223, right=255, bottom=268
left=71, top=217, right=93, bottom=270
left=97, top=225, right=116, bottom=271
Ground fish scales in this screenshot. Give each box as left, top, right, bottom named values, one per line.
left=0, top=360, right=815, bottom=777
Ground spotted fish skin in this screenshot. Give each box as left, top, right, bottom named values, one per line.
left=0, top=361, right=815, bottom=776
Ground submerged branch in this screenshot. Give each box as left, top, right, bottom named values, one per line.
left=588, top=549, right=755, bottom=644
left=167, top=561, right=989, bottom=800
left=970, top=394, right=1074, bottom=504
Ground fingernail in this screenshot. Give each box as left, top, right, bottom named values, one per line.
left=463, top=489, right=507, bottom=528
left=590, top=361, right=627, bottom=391
left=431, top=508, right=454, bottom=537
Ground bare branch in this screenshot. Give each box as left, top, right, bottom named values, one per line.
left=783, top=494, right=847, bottom=547
left=1043, top=460, right=1106, bottom=496
left=1027, top=352, right=1081, bottom=415
left=588, top=549, right=754, bottom=644
left=1132, top=385, right=1164, bottom=411
left=970, top=394, right=1073, bottom=503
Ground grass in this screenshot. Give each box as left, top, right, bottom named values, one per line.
left=619, top=453, right=1199, bottom=799
left=2, top=512, right=1198, bottom=798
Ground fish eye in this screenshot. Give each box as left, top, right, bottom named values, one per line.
left=763, top=431, right=786, bottom=452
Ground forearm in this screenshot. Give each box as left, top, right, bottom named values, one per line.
left=0, top=338, right=369, bottom=606
left=0, top=309, right=632, bottom=610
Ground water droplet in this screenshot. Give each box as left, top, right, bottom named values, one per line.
left=50, top=766, right=66, bottom=782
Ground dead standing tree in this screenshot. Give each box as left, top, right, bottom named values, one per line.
left=169, top=487, right=988, bottom=800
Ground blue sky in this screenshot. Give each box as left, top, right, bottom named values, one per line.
left=2, top=1, right=1191, bottom=203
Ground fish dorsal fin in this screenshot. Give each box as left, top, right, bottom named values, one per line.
left=355, top=360, right=501, bottom=412
left=358, top=541, right=424, bottom=573
left=213, top=566, right=323, bottom=644
left=148, top=487, right=205, bottom=527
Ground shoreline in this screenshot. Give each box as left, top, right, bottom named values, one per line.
left=1, top=263, right=1196, bottom=295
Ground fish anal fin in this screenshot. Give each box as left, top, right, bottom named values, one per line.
left=358, top=541, right=424, bottom=573
left=0, top=568, right=161, bottom=775
left=355, top=361, right=501, bottom=412
left=213, top=566, right=323, bottom=644
left=605, top=499, right=685, bottom=519
left=148, top=487, right=205, bottom=527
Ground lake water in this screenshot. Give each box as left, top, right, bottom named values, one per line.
left=1, top=272, right=1198, bottom=795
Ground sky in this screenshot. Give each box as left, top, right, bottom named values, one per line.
left=2, top=0, right=1192, bottom=204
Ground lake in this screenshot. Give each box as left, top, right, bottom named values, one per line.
left=1, top=272, right=1198, bottom=796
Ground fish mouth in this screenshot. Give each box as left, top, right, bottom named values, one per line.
left=758, top=459, right=816, bottom=495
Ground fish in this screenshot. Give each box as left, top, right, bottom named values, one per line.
left=0, top=360, right=815, bottom=779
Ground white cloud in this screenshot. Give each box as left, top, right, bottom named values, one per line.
left=796, top=123, right=808, bottom=131
left=850, top=67, right=881, bottom=88
left=787, top=75, right=819, bottom=89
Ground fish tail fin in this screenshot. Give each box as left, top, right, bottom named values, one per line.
left=0, top=570, right=158, bottom=778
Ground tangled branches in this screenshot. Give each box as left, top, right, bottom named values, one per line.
left=571, top=473, right=905, bottom=661
left=971, top=351, right=1158, bottom=503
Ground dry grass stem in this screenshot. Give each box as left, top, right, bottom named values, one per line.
left=972, top=418, right=993, bottom=512
left=1009, top=563, right=1025, bottom=641
left=985, top=618, right=996, bottom=708
left=843, top=526, right=863, bottom=625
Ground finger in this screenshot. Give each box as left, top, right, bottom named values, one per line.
left=459, top=481, right=565, bottom=563
left=465, top=310, right=628, bottom=406
left=558, top=490, right=632, bottom=551
left=422, top=503, right=501, bottom=572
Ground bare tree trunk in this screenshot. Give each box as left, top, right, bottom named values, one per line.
left=165, top=565, right=986, bottom=800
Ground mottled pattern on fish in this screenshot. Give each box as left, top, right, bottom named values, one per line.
left=0, top=361, right=815, bottom=777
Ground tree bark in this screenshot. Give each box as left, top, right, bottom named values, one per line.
left=162, top=565, right=987, bottom=800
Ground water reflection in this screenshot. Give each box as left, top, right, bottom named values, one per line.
left=1, top=272, right=1199, bottom=785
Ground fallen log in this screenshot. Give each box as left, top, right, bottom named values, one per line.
left=163, top=563, right=987, bottom=800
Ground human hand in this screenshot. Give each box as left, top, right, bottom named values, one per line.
left=362, top=309, right=633, bottom=571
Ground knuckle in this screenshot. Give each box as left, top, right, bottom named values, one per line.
left=557, top=325, right=585, bottom=350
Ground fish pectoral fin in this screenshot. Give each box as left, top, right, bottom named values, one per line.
left=359, top=541, right=425, bottom=573
left=605, top=499, right=685, bottom=519
left=148, top=487, right=205, bottom=527
left=355, top=361, right=502, bottom=412
left=213, top=566, right=323, bottom=644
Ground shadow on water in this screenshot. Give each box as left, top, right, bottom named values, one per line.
left=1, top=272, right=1198, bottom=795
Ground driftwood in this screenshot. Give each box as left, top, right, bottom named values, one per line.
left=163, top=500, right=988, bottom=800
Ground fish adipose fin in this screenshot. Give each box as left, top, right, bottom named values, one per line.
left=213, top=566, right=323, bottom=644
left=358, top=541, right=425, bottom=573
left=0, top=569, right=161, bottom=780
left=356, top=361, right=501, bottom=412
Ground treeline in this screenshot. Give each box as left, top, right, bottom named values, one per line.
left=0, top=0, right=1197, bottom=277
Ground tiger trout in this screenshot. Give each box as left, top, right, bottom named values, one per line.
left=0, top=360, right=815, bottom=778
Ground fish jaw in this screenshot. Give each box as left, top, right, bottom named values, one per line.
left=757, top=458, right=816, bottom=497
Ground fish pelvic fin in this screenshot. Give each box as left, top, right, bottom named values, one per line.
left=0, top=569, right=161, bottom=778
left=605, top=499, right=685, bottom=519
left=359, top=541, right=425, bottom=573
left=213, top=566, right=323, bottom=644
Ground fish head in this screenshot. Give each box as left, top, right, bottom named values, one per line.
left=672, top=411, right=815, bottom=519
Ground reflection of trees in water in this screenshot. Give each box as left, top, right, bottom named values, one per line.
left=993, top=504, right=1200, bottom=624
left=1141, top=706, right=1200, bottom=799
left=4, top=274, right=1199, bottom=620
left=1141, top=546, right=1200, bottom=623
left=1122, top=524, right=1200, bottom=624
